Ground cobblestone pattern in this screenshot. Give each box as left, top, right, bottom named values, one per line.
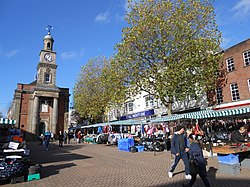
left=1, top=142, right=250, bottom=187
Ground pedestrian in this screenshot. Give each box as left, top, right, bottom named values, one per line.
left=44, top=129, right=51, bottom=151
left=77, top=131, right=82, bottom=143
left=231, top=125, right=249, bottom=143
left=51, top=132, right=54, bottom=142
left=68, top=131, right=72, bottom=144
left=182, top=134, right=211, bottom=187
left=168, top=125, right=191, bottom=180
left=58, top=131, right=64, bottom=149
left=63, top=131, right=68, bottom=144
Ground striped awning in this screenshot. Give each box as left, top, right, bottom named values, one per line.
left=212, top=107, right=250, bottom=118
left=110, top=119, right=147, bottom=125
left=0, top=118, right=16, bottom=125
left=150, top=107, right=250, bottom=122
left=182, top=110, right=218, bottom=119
left=182, top=107, right=250, bottom=119
left=150, top=114, right=184, bottom=122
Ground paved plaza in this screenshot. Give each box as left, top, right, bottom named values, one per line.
left=1, top=141, right=250, bottom=187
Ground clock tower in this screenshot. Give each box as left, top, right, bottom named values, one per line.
left=10, top=26, right=70, bottom=140
left=37, top=26, right=57, bottom=88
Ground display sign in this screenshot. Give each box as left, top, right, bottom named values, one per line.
left=120, top=109, right=154, bottom=120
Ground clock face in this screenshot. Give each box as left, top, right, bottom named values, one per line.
left=44, top=53, right=53, bottom=62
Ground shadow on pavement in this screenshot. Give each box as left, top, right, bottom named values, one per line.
left=27, top=141, right=92, bottom=165
left=41, top=162, right=77, bottom=178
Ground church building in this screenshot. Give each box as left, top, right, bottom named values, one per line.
left=8, top=28, right=70, bottom=138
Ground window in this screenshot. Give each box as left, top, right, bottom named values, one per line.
left=41, top=100, right=48, bottom=112
left=230, top=83, right=240, bottom=101
left=45, top=73, right=50, bottom=82
left=216, top=87, right=223, bottom=104
left=128, top=102, right=133, bottom=112
left=243, top=50, right=250, bottom=66
left=226, top=57, right=235, bottom=72
left=47, top=42, right=51, bottom=50
left=124, top=101, right=133, bottom=112
left=145, top=95, right=154, bottom=107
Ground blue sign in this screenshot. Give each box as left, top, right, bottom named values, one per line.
left=120, top=109, right=154, bottom=120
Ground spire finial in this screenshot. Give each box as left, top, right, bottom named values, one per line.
left=46, top=25, right=53, bottom=35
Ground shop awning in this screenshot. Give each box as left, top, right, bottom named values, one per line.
left=150, top=107, right=250, bottom=122
left=0, top=118, right=16, bottom=125
left=150, top=114, right=184, bottom=122
left=211, top=107, right=250, bottom=118
left=182, top=110, right=218, bottom=119
left=110, top=119, right=147, bottom=125
left=181, top=107, right=250, bottom=119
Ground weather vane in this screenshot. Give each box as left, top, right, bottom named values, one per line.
left=46, top=25, right=53, bottom=35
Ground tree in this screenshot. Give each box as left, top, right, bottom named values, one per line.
left=115, top=0, right=222, bottom=115
left=73, top=56, right=127, bottom=123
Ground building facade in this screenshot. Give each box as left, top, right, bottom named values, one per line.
left=8, top=29, right=70, bottom=137
left=214, top=38, right=250, bottom=110
left=108, top=39, right=250, bottom=121
left=107, top=90, right=207, bottom=122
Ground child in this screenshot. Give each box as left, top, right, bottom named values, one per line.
left=182, top=133, right=211, bottom=187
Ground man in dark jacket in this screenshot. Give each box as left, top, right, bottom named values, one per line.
left=168, top=125, right=191, bottom=180
left=58, top=131, right=64, bottom=149
left=231, top=125, right=249, bottom=143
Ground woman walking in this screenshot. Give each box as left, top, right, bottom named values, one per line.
left=182, top=134, right=211, bottom=187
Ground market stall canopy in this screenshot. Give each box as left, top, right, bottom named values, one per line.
left=150, top=115, right=183, bottom=122
left=0, top=118, right=16, bottom=126
left=81, top=123, right=108, bottom=129
left=150, top=107, right=250, bottom=122
left=110, top=119, right=147, bottom=125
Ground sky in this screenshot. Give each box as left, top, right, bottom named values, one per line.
left=0, top=0, right=250, bottom=117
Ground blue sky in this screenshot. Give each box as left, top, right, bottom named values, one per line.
left=0, top=0, right=250, bottom=116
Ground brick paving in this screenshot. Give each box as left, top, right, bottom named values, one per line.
left=1, top=141, right=250, bottom=187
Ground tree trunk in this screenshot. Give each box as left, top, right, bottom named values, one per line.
left=167, top=102, right=172, bottom=116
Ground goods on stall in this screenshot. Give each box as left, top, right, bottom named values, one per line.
left=0, top=158, right=28, bottom=180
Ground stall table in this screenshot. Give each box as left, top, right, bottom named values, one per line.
left=212, top=143, right=250, bottom=175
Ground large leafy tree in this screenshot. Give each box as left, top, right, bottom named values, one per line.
left=74, top=57, right=108, bottom=123
left=115, top=0, right=222, bottom=115
left=73, top=56, right=127, bottom=123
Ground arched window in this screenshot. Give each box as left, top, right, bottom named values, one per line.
left=47, top=42, right=51, bottom=50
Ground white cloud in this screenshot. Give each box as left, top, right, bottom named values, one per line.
left=6, top=49, right=20, bottom=58
left=232, top=0, right=250, bottom=18
left=60, top=48, right=85, bottom=60
left=95, top=11, right=111, bottom=23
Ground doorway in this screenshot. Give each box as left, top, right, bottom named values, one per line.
left=38, top=122, right=46, bottom=135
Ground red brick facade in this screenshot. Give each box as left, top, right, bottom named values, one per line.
left=215, top=39, right=250, bottom=109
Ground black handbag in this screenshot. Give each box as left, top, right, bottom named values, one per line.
left=189, top=156, right=199, bottom=174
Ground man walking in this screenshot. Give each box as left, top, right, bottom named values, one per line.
left=168, top=125, right=191, bottom=180
left=44, top=129, right=51, bottom=151
left=58, top=131, right=64, bottom=149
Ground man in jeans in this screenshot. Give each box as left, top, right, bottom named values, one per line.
left=168, top=125, right=191, bottom=180
left=44, top=129, right=51, bottom=151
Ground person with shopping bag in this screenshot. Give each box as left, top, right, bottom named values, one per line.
left=182, top=133, right=211, bottom=187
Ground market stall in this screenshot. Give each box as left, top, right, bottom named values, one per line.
left=212, top=143, right=250, bottom=175
left=0, top=118, right=31, bottom=183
